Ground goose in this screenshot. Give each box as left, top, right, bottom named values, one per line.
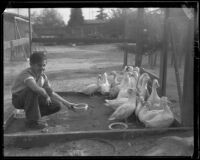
left=117, top=72, right=131, bottom=99
left=82, top=74, right=101, bottom=96
left=123, top=65, right=134, bottom=73
left=137, top=100, right=163, bottom=123
left=108, top=88, right=137, bottom=123
left=109, top=71, right=121, bottom=98
left=144, top=96, right=174, bottom=128
left=104, top=97, right=128, bottom=110
left=129, top=71, right=139, bottom=90
left=133, top=66, right=140, bottom=77
left=137, top=73, right=150, bottom=101
left=99, top=72, right=111, bottom=95
left=147, top=79, right=161, bottom=110
left=135, top=74, right=150, bottom=117
left=109, top=71, right=120, bottom=87
left=137, top=73, right=149, bottom=91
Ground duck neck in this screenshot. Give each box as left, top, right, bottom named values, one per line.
left=150, top=85, right=159, bottom=100
left=136, top=100, right=143, bottom=113
left=141, top=79, right=148, bottom=89
left=137, top=101, right=148, bottom=113
left=128, top=95, right=136, bottom=103
left=114, top=74, right=118, bottom=83
left=104, top=74, right=108, bottom=84
left=120, top=74, right=129, bottom=88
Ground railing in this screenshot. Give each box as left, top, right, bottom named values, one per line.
left=4, top=38, right=29, bottom=61
left=4, top=38, right=29, bottom=50
left=32, top=37, right=136, bottom=44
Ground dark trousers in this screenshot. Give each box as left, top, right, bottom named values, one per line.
left=12, top=88, right=62, bottom=121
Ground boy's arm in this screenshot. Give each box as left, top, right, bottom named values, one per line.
left=43, top=74, right=75, bottom=111
left=25, top=78, right=50, bottom=99
left=51, top=92, right=76, bottom=110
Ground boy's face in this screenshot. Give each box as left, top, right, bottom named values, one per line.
left=31, top=60, right=47, bottom=75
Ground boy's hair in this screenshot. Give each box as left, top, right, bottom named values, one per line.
left=30, top=51, right=47, bottom=65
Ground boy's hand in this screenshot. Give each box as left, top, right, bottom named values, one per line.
left=64, top=102, right=76, bottom=112
left=46, top=96, right=52, bottom=106
left=68, top=103, right=76, bottom=112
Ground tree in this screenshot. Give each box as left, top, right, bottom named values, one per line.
left=68, top=8, right=84, bottom=27
left=32, top=8, right=65, bottom=27
left=103, top=8, right=134, bottom=38
left=96, top=8, right=108, bottom=20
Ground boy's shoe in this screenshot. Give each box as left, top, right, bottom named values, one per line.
left=25, top=120, right=48, bottom=130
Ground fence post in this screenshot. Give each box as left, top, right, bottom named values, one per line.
left=159, top=8, right=169, bottom=96
left=28, top=8, right=32, bottom=56
left=10, top=41, right=14, bottom=61
left=135, top=8, right=144, bottom=67
left=180, top=17, right=194, bottom=127
left=123, top=50, right=128, bottom=67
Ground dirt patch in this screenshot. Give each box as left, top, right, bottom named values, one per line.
left=5, top=92, right=144, bottom=134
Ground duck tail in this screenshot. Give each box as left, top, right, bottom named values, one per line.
left=108, top=115, right=115, bottom=121
left=108, top=117, right=115, bottom=121
left=105, top=99, right=110, bottom=103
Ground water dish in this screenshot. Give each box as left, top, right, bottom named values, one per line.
left=108, top=122, right=128, bottom=130
left=73, top=103, right=89, bottom=111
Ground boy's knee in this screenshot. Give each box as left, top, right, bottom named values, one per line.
left=25, top=88, right=39, bottom=97
left=52, top=100, right=62, bottom=112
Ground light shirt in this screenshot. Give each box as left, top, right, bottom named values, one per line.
left=11, top=67, right=52, bottom=95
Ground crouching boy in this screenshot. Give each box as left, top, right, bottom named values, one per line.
left=11, top=51, right=75, bottom=130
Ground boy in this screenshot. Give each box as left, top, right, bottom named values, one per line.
left=11, top=51, right=75, bottom=130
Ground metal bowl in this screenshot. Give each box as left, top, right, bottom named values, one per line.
left=108, top=122, right=128, bottom=130
left=73, top=103, right=88, bottom=111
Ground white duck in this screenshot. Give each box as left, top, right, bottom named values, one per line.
left=135, top=74, right=151, bottom=118
left=144, top=96, right=174, bottom=128
left=105, top=97, right=128, bottom=110
left=108, top=88, right=137, bottom=123
left=82, top=74, right=101, bottom=96
left=99, top=72, right=111, bottom=95
left=123, top=65, right=134, bottom=73
left=147, top=79, right=161, bottom=110
left=137, top=99, right=163, bottom=123
left=133, top=66, right=140, bottom=77
left=129, top=71, right=139, bottom=90
left=137, top=73, right=149, bottom=91
left=109, top=71, right=121, bottom=98
left=117, top=72, right=131, bottom=99
left=137, top=73, right=150, bottom=100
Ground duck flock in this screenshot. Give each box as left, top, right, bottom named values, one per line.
left=82, top=65, right=175, bottom=128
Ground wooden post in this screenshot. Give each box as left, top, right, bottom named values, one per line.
left=123, top=8, right=128, bottom=68
left=135, top=8, right=144, bottom=67
left=123, top=50, right=128, bottom=67
left=159, top=8, right=169, bottom=96
left=180, top=14, right=194, bottom=127
left=28, top=8, right=32, bottom=56
left=169, top=20, right=182, bottom=105
left=10, top=41, right=14, bottom=61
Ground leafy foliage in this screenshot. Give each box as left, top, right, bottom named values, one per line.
left=96, top=8, right=108, bottom=20
left=32, top=8, right=65, bottom=28
left=68, top=8, right=84, bottom=27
